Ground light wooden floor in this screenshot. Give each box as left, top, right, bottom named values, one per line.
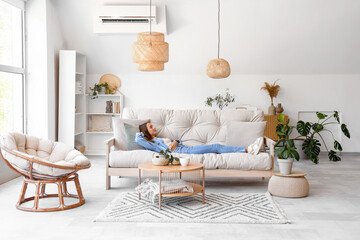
left=0, top=155, right=359, bottom=240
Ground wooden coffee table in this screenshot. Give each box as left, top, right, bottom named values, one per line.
left=138, top=162, right=205, bottom=210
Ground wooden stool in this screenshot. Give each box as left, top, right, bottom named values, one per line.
left=268, top=171, right=309, bottom=198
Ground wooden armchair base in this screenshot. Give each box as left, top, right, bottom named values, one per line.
left=17, top=173, right=85, bottom=212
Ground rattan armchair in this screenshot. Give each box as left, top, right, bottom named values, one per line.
left=0, top=133, right=91, bottom=212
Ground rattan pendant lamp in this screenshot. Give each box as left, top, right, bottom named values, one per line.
left=132, top=0, right=169, bottom=71
left=206, top=0, right=231, bottom=79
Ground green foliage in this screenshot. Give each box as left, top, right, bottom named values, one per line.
left=89, top=82, right=114, bottom=99
left=274, top=113, right=300, bottom=161
left=296, top=111, right=351, bottom=164
left=205, top=88, right=235, bottom=110
left=159, top=148, right=179, bottom=164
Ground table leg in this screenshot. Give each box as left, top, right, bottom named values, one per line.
left=202, top=167, right=205, bottom=204
left=138, top=168, right=141, bottom=200
left=179, top=172, right=182, bottom=179
left=159, top=171, right=162, bottom=210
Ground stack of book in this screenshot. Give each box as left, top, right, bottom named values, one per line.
left=113, top=101, right=121, bottom=113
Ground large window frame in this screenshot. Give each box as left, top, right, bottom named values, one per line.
left=0, top=0, right=26, bottom=133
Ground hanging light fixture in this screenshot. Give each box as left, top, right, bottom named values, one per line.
left=132, top=0, right=169, bottom=71
left=206, top=0, right=231, bottom=79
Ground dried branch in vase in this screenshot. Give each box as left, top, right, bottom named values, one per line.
left=261, top=80, right=280, bottom=105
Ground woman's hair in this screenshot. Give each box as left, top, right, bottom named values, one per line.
left=139, top=122, right=154, bottom=141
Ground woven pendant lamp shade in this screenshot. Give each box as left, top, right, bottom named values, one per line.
left=132, top=32, right=169, bottom=71
left=206, top=58, right=231, bottom=79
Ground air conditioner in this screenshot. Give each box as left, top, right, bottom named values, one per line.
left=94, top=5, right=167, bottom=34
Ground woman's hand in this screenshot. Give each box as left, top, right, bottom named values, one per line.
left=169, top=141, right=178, bottom=151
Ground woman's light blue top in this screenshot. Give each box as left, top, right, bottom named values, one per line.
left=135, top=133, right=183, bottom=152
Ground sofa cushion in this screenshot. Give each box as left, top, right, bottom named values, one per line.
left=112, top=118, right=150, bottom=150
left=226, top=121, right=267, bottom=147
left=122, top=108, right=264, bottom=147
left=109, top=150, right=271, bottom=170
left=124, top=123, right=145, bottom=150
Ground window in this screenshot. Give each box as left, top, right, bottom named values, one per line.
left=0, top=0, right=25, bottom=135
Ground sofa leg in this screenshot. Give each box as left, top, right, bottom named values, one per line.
left=106, top=175, right=111, bottom=190
left=262, top=177, right=265, bottom=181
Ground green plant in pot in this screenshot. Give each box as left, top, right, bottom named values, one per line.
left=275, top=113, right=300, bottom=174
left=156, top=149, right=180, bottom=165
left=296, top=111, right=351, bottom=164
left=89, top=82, right=114, bottom=99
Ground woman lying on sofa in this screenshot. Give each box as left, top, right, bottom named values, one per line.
left=135, top=123, right=263, bottom=155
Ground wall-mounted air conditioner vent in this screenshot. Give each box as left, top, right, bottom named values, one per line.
left=94, top=5, right=166, bottom=34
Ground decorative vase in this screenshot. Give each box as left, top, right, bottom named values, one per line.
left=277, top=158, right=294, bottom=175
left=268, top=104, right=276, bottom=115
left=275, top=103, right=284, bottom=114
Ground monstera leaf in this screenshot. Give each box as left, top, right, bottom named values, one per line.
left=341, top=124, right=351, bottom=138
left=334, top=111, right=340, bottom=123
left=296, top=121, right=311, bottom=136
left=316, top=112, right=328, bottom=119
left=302, top=138, right=321, bottom=164
left=334, top=140, right=343, bottom=151
left=328, top=150, right=341, bottom=162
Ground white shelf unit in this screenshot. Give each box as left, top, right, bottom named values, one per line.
left=58, top=50, right=86, bottom=150
left=59, top=50, right=124, bottom=156
left=85, top=91, right=124, bottom=156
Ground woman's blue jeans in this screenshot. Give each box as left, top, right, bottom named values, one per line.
left=175, top=144, right=246, bottom=154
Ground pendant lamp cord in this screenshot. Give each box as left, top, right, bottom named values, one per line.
left=150, top=0, right=152, bottom=36
left=217, top=0, right=220, bottom=59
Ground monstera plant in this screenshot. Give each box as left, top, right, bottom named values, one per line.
left=296, top=111, right=351, bottom=164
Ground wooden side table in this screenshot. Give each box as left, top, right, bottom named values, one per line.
left=138, top=162, right=205, bottom=210
left=268, top=171, right=310, bottom=198
left=264, top=114, right=288, bottom=140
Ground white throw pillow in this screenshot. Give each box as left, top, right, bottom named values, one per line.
left=225, top=121, right=267, bottom=148
left=112, top=118, right=150, bottom=150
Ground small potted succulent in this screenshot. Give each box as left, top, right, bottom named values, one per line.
left=275, top=113, right=300, bottom=174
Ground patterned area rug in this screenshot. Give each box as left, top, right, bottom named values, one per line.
left=95, top=192, right=289, bottom=224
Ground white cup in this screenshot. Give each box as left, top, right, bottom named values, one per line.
left=180, top=157, right=190, bottom=166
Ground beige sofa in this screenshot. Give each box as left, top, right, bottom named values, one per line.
left=105, top=108, right=275, bottom=189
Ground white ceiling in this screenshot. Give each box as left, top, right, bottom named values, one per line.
left=52, top=0, right=360, bottom=74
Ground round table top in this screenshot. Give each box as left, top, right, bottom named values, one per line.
left=138, top=162, right=204, bottom=173
left=273, top=171, right=306, bottom=177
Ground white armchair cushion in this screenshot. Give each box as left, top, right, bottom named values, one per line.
left=1, top=133, right=90, bottom=177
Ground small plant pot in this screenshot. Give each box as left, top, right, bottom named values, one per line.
left=277, top=158, right=294, bottom=175
left=152, top=155, right=169, bottom=166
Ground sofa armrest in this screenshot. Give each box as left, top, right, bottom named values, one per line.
left=104, top=137, right=115, bottom=147
left=264, top=137, right=275, bottom=171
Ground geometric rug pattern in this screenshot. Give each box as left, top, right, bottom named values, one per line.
left=95, top=192, right=289, bottom=224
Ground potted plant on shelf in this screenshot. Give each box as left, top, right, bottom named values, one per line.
left=275, top=113, right=300, bottom=174
left=152, top=149, right=180, bottom=166
left=89, top=82, right=114, bottom=99
left=296, top=111, right=351, bottom=164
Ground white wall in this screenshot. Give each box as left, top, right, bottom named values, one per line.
left=54, top=0, right=360, bottom=151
